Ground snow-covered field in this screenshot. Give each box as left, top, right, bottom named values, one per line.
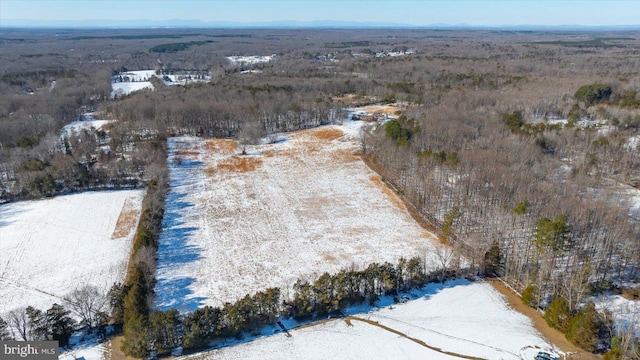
left=111, top=70, right=210, bottom=97
left=62, top=113, right=114, bottom=136
left=155, top=120, right=445, bottom=311
left=226, top=55, right=275, bottom=65
left=111, top=70, right=156, bottom=97
left=63, top=119, right=113, bottom=135
left=111, top=81, right=154, bottom=97
left=0, top=190, right=145, bottom=314
left=116, top=70, right=156, bottom=82
left=186, top=280, right=559, bottom=360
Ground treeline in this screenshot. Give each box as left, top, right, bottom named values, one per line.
left=1, top=284, right=120, bottom=346
left=121, top=256, right=451, bottom=357
left=1, top=304, right=76, bottom=346
left=149, top=41, right=212, bottom=53
left=0, top=124, right=167, bottom=201
left=110, top=76, right=344, bottom=139
left=118, top=159, right=168, bottom=356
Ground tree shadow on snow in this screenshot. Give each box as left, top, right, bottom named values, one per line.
left=154, top=151, right=208, bottom=312
left=154, top=277, right=207, bottom=312
left=0, top=204, right=27, bottom=228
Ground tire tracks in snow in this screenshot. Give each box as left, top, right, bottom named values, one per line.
left=361, top=312, right=520, bottom=359
left=345, top=316, right=487, bottom=360
left=0, top=277, right=67, bottom=304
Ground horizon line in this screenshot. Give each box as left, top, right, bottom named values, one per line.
left=1, top=18, right=639, bottom=30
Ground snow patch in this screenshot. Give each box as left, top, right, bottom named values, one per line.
left=110, top=81, right=154, bottom=97
left=62, top=114, right=114, bottom=136
left=594, top=294, right=640, bottom=339
left=227, top=55, right=275, bottom=65
left=626, top=135, right=640, bottom=151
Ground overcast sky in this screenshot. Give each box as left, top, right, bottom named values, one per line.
left=1, top=0, right=638, bottom=26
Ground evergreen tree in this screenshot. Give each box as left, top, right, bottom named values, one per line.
left=503, top=110, right=525, bottom=133
left=46, top=303, right=76, bottom=347
left=121, top=310, right=148, bottom=358
left=406, top=257, right=426, bottom=287
left=442, top=206, right=461, bottom=241
left=262, top=287, right=281, bottom=324
left=149, top=309, right=180, bottom=355
left=222, top=302, right=244, bottom=338
left=364, top=263, right=380, bottom=305
left=25, top=306, right=47, bottom=341
left=182, top=306, right=222, bottom=349
left=521, top=284, right=539, bottom=308
left=566, top=302, right=601, bottom=352
left=512, top=199, right=529, bottom=215
left=121, top=264, right=150, bottom=358
left=379, top=262, right=398, bottom=295
left=313, top=273, right=336, bottom=315
left=534, top=214, right=570, bottom=254
left=483, top=240, right=502, bottom=277
left=182, top=311, right=207, bottom=350
left=290, top=280, right=314, bottom=320
left=544, top=297, right=571, bottom=332
left=108, top=282, right=129, bottom=323
left=235, top=295, right=256, bottom=331
left=574, top=83, right=612, bottom=106
left=0, top=316, right=12, bottom=340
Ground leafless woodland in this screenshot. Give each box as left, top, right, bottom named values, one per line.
left=1, top=28, right=639, bottom=317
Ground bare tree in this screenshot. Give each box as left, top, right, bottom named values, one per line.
left=65, top=285, right=109, bottom=329
left=237, top=120, right=265, bottom=155
left=433, top=247, right=456, bottom=281
left=7, top=308, right=30, bottom=341
left=613, top=301, right=640, bottom=359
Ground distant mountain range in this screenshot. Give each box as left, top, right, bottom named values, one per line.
left=1, top=18, right=639, bottom=30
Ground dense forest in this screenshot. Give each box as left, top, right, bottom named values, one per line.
left=1, top=28, right=639, bottom=357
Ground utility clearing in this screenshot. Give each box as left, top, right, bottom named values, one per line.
left=155, top=120, right=445, bottom=311
left=0, top=190, right=145, bottom=314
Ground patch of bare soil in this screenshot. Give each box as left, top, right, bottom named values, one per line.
left=487, top=279, right=602, bottom=360
left=111, top=197, right=140, bottom=239
left=205, top=139, right=238, bottom=154
left=330, top=148, right=359, bottom=162
left=109, top=336, right=133, bottom=360
left=208, top=156, right=263, bottom=174
left=311, top=128, right=345, bottom=141
left=361, top=104, right=399, bottom=115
